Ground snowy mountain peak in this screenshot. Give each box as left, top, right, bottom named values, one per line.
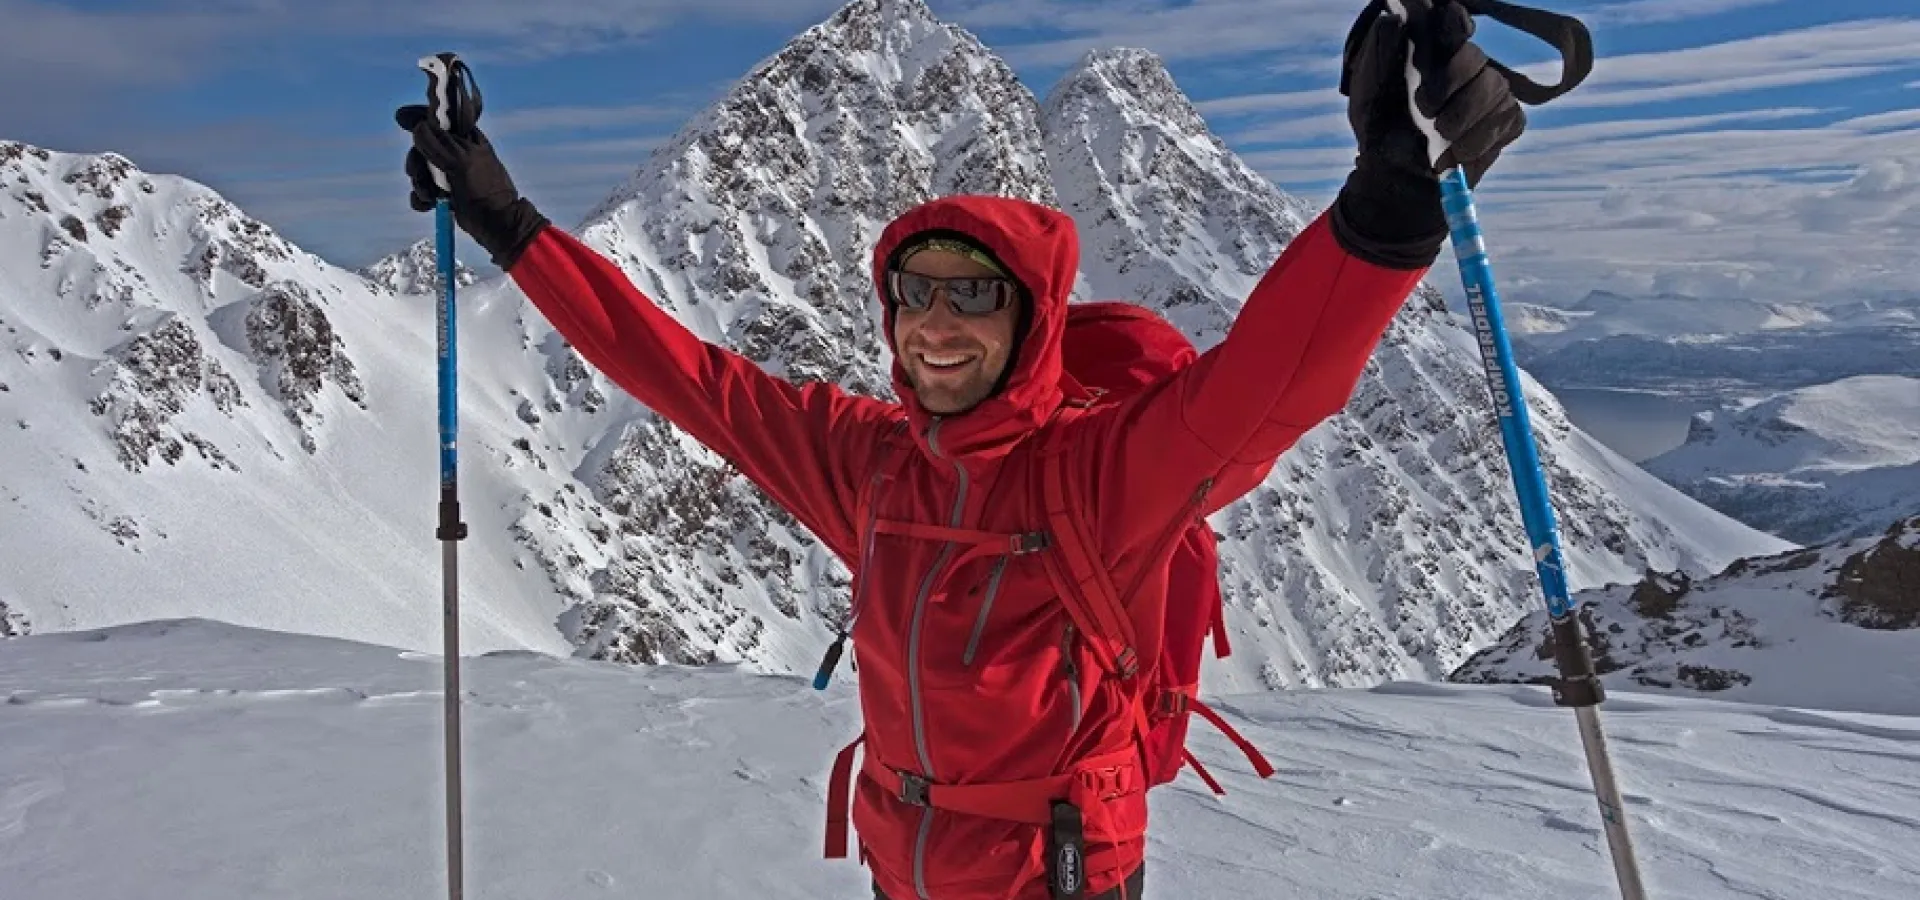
left=0, top=139, right=380, bottom=471
left=1050, top=47, right=1214, bottom=143
left=819, top=0, right=942, bottom=35
left=1040, top=44, right=1334, bottom=342
left=583, top=0, right=1047, bottom=233
left=357, top=238, right=476, bottom=296
left=2, top=141, right=146, bottom=204
left=569, top=0, right=1054, bottom=370
left=2, top=140, right=308, bottom=299
left=1, top=137, right=599, bottom=655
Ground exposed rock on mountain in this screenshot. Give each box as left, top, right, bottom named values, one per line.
left=1452, top=516, right=1920, bottom=715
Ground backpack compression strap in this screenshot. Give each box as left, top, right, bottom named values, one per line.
left=1033, top=403, right=1218, bottom=679
left=1034, top=404, right=1141, bottom=677
left=1154, top=691, right=1277, bottom=790
left=1034, top=403, right=1275, bottom=796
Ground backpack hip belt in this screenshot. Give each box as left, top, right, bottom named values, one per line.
left=868, top=744, right=1140, bottom=825
left=825, top=733, right=1141, bottom=859
left=827, top=735, right=1140, bottom=899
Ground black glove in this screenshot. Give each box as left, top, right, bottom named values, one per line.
left=1331, top=0, right=1526, bottom=270
left=397, top=105, right=549, bottom=270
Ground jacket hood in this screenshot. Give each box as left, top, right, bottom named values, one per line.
left=1059, top=301, right=1197, bottom=396
left=873, top=195, right=1080, bottom=462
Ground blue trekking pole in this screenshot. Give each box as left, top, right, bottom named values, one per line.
left=417, top=50, right=474, bottom=900
left=1375, top=2, right=1649, bottom=897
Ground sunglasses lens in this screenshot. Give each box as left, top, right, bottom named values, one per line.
left=888, top=272, right=1014, bottom=316
left=890, top=272, right=938, bottom=310
left=948, top=279, right=1007, bottom=315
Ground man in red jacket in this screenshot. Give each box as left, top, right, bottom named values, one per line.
left=399, top=3, right=1521, bottom=897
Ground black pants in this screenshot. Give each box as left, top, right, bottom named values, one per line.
left=874, top=864, right=1145, bottom=899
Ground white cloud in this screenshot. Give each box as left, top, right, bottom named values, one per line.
left=1840, top=109, right=1920, bottom=133
left=1233, top=10, right=1920, bottom=308
left=1548, top=18, right=1920, bottom=109
left=1792, top=158, right=1920, bottom=234
left=1520, top=107, right=1829, bottom=148
left=1418, top=132, right=1920, bottom=306
left=1225, top=111, right=1350, bottom=145
left=968, top=0, right=1354, bottom=69
left=1560, top=65, right=1905, bottom=110
left=485, top=103, right=690, bottom=135
left=0, top=0, right=245, bottom=86
left=968, top=0, right=1838, bottom=70
left=1237, top=146, right=1357, bottom=183
left=1494, top=115, right=1920, bottom=188
left=0, top=0, right=842, bottom=87
left=1589, top=0, right=1792, bottom=25
left=1194, top=89, right=1340, bottom=118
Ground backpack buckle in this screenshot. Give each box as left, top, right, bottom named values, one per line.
left=1076, top=764, right=1134, bottom=802
left=897, top=771, right=931, bottom=807
left=1011, top=532, right=1050, bottom=555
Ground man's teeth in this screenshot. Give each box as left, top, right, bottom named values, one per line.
left=921, top=353, right=974, bottom=368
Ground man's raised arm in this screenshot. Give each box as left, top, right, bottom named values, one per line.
left=397, top=107, right=896, bottom=564
left=1080, top=0, right=1528, bottom=562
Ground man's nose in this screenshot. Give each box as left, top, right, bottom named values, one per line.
left=915, top=288, right=964, bottom=329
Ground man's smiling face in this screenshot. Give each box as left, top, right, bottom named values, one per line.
left=890, top=249, right=1021, bottom=416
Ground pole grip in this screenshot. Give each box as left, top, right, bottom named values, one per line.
left=416, top=52, right=482, bottom=192
left=1456, top=0, right=1594, bottom=106
left=1354, top=0, right=1595, bottom=167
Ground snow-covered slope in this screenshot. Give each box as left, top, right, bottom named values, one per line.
left=3, top=618, right=1919, bottom=899
left=1, top=0, right=1790, bottom=688
left=1641, top=376, right=1920, bottom=544
left=1453, top=515, right=1920, bottom=716
left=0, top=141, right=575, bottom=656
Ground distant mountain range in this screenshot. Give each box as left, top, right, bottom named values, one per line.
left=0, top=0, right=1791, bottom=692
left=1641, top=376, right=1920, bottom=545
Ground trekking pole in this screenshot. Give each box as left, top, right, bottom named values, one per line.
left=1374, top=2, right=1649, bottom=897
left=417, top=50, right=474, bottom=900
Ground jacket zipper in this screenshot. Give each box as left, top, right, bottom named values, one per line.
left=907, top=417, right=968, bottom=900
left=846, top=471, right=886, bottom=631
left=1062, top=624, right=1083, bottom=732
left=961, top=556, right=1010, bottom=667
left=817, top=470, right=889, bottom=689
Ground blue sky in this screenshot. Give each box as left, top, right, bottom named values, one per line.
left=3, top=0, right=1916, bottom=305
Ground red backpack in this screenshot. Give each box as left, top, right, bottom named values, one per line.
left=1043, top=301, right=1273, bottom=793
left=820, top=303, right=1274, bottom=865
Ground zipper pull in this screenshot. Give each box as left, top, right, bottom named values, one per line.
left=814, top=632, right=847, bottom=691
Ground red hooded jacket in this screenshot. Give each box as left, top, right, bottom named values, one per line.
left=506, top=196, right=1427, bottom=899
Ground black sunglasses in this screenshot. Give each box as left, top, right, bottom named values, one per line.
left=886, top=270, right=1019, bottom=316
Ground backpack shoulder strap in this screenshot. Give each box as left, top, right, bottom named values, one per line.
left=1032, top=398, right=1220, bottom=678
left=1033, top=400, right=1140, bottom=678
